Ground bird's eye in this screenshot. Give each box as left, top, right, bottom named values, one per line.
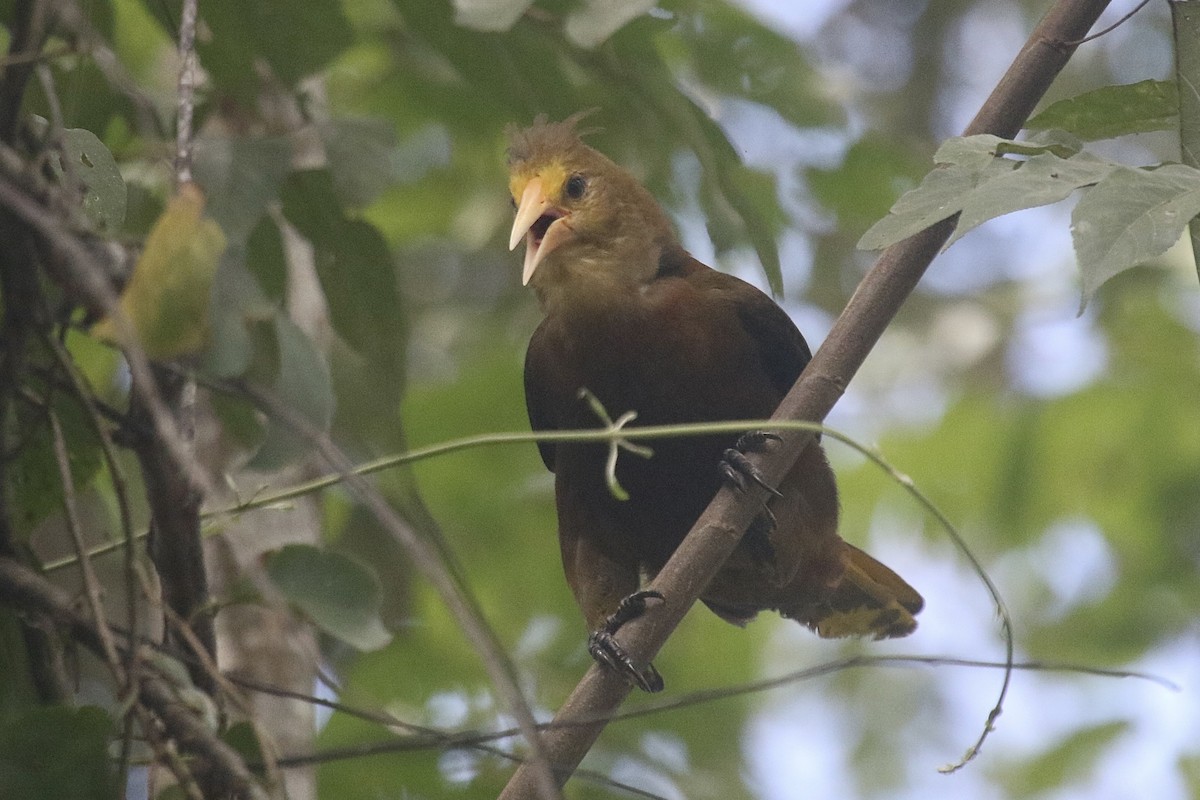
left=565, top=174, right=587, bottom=200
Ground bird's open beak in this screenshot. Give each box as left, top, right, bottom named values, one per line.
left=509, top=177, right=575, bottom=285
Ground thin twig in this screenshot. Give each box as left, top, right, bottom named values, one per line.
left=48, top=1, right=164, bottom=138
left=44, top=332, right=143, bottom=700
left=38, top=419, right=893, bottom=572
left=1059, top=0, right=1153, bottom=45
left=175, top=0, right=198, bottom=184
left=0, top=557, right=267, bottom=800
left=228, top=675, right=670, bottom=800
left=241, top=383, right=564, bottom=800
left=47, top=407, right=128, bottom=683
left=130, top=366, right=216, bottom=692
left=0, top=43, right=74, bottom=68
left=159, top=602, right=285, bottom=789
left=0, top=0, right=52, bottom=143
left=247, top=653, right=1173, bottom=769
left=137, top=702, right=206, bottom=800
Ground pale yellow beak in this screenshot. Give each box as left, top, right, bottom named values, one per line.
left=509, top=177, right=575, bottom=285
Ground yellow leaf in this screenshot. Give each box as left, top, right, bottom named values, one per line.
left=93, top=182, right=226, bottom=359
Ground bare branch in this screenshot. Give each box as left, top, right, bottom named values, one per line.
left=498, top=1, right=1117, bottom=796
left=48, top=406, right=128, bottom=683
left=0, top=0, right=52, bottom=143
left=0, top=556, right=267, bottom=800
left=44, top=333, right=145, bottom=689
left=128, top=364, right=215, bottom=692
left=175, top=0, right=199, bottom=184
left=235, top=653, right=1172, bottom=770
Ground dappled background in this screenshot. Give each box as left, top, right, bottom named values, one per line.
left=8, top=0, right=1199, bottom=798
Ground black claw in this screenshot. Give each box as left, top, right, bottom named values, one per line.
left=608, top=589, right=664, bottom=630
left=588, top=630, right=664, bottom=692
left=587, top=590, right=665, bottom=692
left=721, top=447, right=783, bottom=498
left=736, top=430, right=782, bottom=452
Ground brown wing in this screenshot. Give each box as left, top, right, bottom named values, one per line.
left=672, top=254, right=813, bottom=400
left=523, top=320, right=558, bottom=472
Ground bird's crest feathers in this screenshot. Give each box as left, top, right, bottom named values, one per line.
left=505, top=110, right=600, bottom=167
left=506, top=112, right=602, bottom=205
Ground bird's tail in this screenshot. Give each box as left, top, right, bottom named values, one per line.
left=802, top=544, right=924, bottom=640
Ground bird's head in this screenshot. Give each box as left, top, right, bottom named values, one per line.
left=506, top=115, right=678, bottom=298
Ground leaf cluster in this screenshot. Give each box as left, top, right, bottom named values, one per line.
left=860, top=81, right=1200, bottom=310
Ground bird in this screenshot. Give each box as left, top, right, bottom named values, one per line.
left=507, top=114, right=923, bottom=691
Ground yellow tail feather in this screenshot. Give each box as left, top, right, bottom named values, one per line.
left=814, top=544, right=923, bottom=640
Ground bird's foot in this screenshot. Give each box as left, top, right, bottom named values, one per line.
left=722, top=431, right=781, bottom=560
left=587, top=590, right=665, bottom=693
left=720, top=431, right=783, bottom=497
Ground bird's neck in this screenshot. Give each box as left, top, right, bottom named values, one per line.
left=533, top=239, right=684, bottom=318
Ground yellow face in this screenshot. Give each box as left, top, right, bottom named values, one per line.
left=508, top=159, right=570, bottom=209
left=508, top=158, right=588, bottom=286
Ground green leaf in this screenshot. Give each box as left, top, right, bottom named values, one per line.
left=244, top=214, right=288, bottom=306
left=565, top=0, right=656, bottom=48
left=857, top=159, right=1011, bottom=251
left=933, top=134, right=1014, bottom=168
left=27, top=63, right=139, bottom=154
left=1071, top=164, right=1200, bottom=311
left=56, top=128, right=127, bottom=231
left=142, top=0, right=353, bottom=100
left=8, top=391, right=103, bottom=538
left=265, top=544, right=392, bottom=651
left=193, top=136, right=292, bottom=245
left=714, top=162, right=786, bottom=294
left=222, top=722, right=267, bottom=778
left=807, top=133, right=930, bottom=231
left=317, top=117, right=448, bottom=208
left=1025, top=80, right=1178, bottom=141
left=934, top=133, right=1080, bottom=165
left=279, top=171, right=405, bottom=373
left=280, top=169, right=341, bottom=243
left=319, top=116, right=402, bottom=208
left=246, top=316, right=335, bottom=471
left=1004, top=721, right=1127, bottom=796
left=92, top=184, right=226, bottom=359
left=1172, top=1, right=1200, bottom=281
left=324, top=221, right=405, bottom=361
left=202, top=248, right=276, bottom=380
left=947, top=152, right=1115, bottom=247
left=665, top=1, right=844, bottom=130
left=451, top=0, right=533, bottom=32
left=859, top=134, right=1125, bottom=253
left=0, top=706, right=114, bottom=800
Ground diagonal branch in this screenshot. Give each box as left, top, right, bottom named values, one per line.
left=498, top=1, right=1115, bottom=796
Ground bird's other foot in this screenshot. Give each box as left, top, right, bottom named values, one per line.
left=723, top=431, right=781, bottom=560
left=587, top=589, right=665, bottom=693
left=721, top=431, right=783, bottom=497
